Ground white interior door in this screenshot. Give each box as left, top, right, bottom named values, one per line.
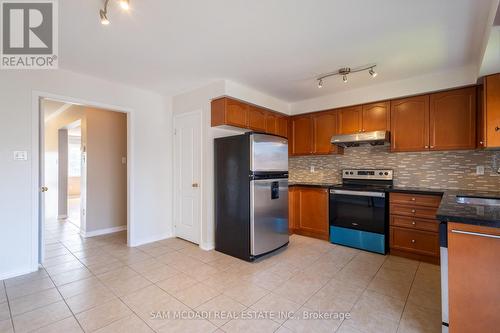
left=174, top=111, right=202, bottom=244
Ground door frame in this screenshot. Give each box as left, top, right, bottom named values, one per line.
left=31, top=90, right=134, bottom=269
left=173, top=109, right=203, bottom=245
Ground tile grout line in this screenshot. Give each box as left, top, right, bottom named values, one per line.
left=3, top=280, right=16, bottom=333
left=39, top=239, right=87, bottom=333
left=395, top=261, right=421, bottom=332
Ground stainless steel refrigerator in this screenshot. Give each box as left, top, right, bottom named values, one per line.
left=214, top=133, right=289, bottom=261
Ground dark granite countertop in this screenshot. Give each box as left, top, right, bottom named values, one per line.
left=436, top=190, right=500, bottom=228
left=387, top=187, right=445, bottom=196
left=289, top=182, right=500, bottom=228
left=288, top=182, right=336, bottom=188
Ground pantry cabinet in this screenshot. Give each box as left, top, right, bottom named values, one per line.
left=390, top=95, right=430, bottom=152
left=289, top=186, right=329, bottom=240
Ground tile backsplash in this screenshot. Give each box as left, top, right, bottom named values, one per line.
left=289, top=146, right=500, bottom=191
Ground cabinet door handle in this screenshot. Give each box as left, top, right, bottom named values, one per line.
left=451, top=230, right=500, bottom=239
left=495, top=126, right=500, bottom=132
left=411, top=209, right=416, bottom=213
left=412, top=221, right=416, bottom=225
left=411, top=239, right=416, bottom=243
left=411, top=197, right=416, bottom=201
left=424, top=145, right=429, bottom=149
left=430, top=146, right=435, bottom=149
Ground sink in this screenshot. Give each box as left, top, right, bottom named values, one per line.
left=456, top=196, right=500, bottom=206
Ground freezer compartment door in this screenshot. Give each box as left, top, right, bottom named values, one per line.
left=250, top=179, right=289, bottom=256
left=250, top=133, right=288, bottom=173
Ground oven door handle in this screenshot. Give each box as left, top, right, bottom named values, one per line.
left=330, top=189, right=385, bottom=198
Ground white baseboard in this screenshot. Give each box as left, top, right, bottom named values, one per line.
left=83, top=225, right=127, bottom=238
left=200, top=242, right=215, bottom=251
left=0, top=266, right=36, bottom=281
left=129, top=232, right=174, bottom=247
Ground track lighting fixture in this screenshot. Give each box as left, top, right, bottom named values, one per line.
left=119, top=0, right=130, bottom=10
left=317, top=64, right=378, bottom=88
left=99, top=0, right=130, bottom=25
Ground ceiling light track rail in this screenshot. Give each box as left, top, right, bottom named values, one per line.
left=317, top=64, right=377, bottom=88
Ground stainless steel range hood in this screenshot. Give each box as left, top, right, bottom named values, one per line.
left=331, top=130, right=390, bottom=147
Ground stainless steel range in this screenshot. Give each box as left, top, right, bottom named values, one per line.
left=329, top=169, right=393, bottom=254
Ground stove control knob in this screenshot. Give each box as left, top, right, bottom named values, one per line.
left=384, top=172, right=389, bottom=175
left=379, top=172, right=383, bottom=176
left=350, top=172, right=354, bottom=175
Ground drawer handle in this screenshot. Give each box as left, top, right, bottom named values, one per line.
left=412, top=221, right=416, bottom=225
left=451, top=230, right=500, bottom=239
left=411, top=209, right=416, bottom=213
left=411, top=239, right=416, bottom=243
left=411, top=197, right=416, bottom=201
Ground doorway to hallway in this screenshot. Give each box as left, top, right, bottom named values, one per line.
left=39, top=98, right=129, bottom=264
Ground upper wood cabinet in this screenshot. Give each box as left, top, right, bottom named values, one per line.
left=265, top=112, right=278, bottom=134
left=429, top=87, right=476, bottom=150
left=313, top=111, right=341, bottom=154
left=248, top=105, right=267, bottom=132
left=479, top=73, right=500, bottom=148
left=290, top=115, right=313, bottom=155
left=362, top=102, right=390, bottom=132
left=290, top=112, right=343, bottom=156
left=212, top=97, right=248, bottom=128
left=338, top=106, right=362, bottom=134
left=391, top=95, right=430, bottom=152
left=276, top=116, right=289, bottom=138
left=289, top=186, right=329, bottom=240
left=211, top=97, right=288, bottom=138
left=338, top=103, right=389, bottom=134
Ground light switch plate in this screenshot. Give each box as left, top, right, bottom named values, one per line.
left=476, top=166, right=485, bottom=175
left=122, top=157, right=127, bottom=164
left=13, top=151, right=28, bottom=161
left=310, top=165, right=315, bottom=173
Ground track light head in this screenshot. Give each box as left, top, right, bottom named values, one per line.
left=318, top=79, right=323, bottom=89
left=369, top=67, right=378, bottom=78
left=119, top=0, right=130, bottom=10
left=100, top=9, right=110, bottom=25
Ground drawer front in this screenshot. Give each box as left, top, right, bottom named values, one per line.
left=390, top=227, right=439, bottom=256
left=390, top=215, right=439, bottom=232
left=390, top=204, right=438, bottom=219
left=390, top=193, right=441, bottom=207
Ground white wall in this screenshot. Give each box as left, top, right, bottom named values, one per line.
left=0, top=69, right=173, bottom=280
left=172, top=80, right=290, bottom=250
left=290, top=65, right=478, bottom=114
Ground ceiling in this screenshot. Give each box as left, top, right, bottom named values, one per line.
left=59, top=0, right=496, bottom=102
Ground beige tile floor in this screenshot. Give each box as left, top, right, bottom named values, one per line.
left=0, top=218, right=442, bottom=333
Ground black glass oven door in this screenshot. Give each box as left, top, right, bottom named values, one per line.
left=329, top=190, right=386, bottom=234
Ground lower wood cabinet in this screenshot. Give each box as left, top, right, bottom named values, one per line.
left=389, top=192, right=441, bottom=264
left=448, top=222, right=500, bottom=332
left=289, top=186, right=329, bottom=240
